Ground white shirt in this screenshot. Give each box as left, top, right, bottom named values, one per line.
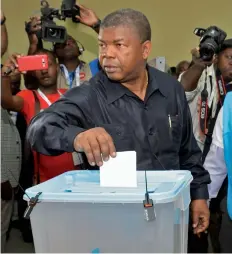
left=179, top=64, right=218, bottom=151
left=203, top=107, right=227, bottom=198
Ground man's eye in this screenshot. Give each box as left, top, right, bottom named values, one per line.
left=99, top=43, right=106, bottom=48
left=116, top=44, right=123, bottom=48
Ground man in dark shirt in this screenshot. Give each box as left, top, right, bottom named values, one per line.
left=28, top=8, right=210, bottom=235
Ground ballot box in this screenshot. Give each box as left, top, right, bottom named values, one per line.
left=24, top=170, right=192, bottom=253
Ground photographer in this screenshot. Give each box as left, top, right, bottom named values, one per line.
left=1, top=50, right=80, bottom=185
left=179, top=38, right=232, bottom=158
left=179, top=38, right=232, bottom=253
left=25, top=3, right=101, bottom=89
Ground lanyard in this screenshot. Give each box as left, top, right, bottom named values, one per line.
left=199, top=69, right=227, bottom=134
left=37, top=89, right=62, bottom=106
left=215, top=69, right=227, bottom=106
left=199, top=78, right=209, bottom=135
left=60, top=64, right=80, bottom=89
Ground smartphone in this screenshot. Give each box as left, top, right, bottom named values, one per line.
left=155, top=56, right=166, bottom=72
left=17, top=55, right=48, bottom=72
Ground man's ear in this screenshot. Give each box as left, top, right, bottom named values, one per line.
left=142, top=40, right=152, bottom=60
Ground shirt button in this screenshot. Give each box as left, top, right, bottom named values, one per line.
left=144, top=106, right=148, bottom=110
left=16, top=156, right=20, bottom=159
left=16, top=141, right=19, bottom=144
left=149, top=129, right=154, bottom=135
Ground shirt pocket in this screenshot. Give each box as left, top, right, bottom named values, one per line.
left=98, top=124, right=135, bottom=151
left=169, top=115, right=182, bottom=148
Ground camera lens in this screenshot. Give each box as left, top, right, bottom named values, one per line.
left=43, top=25, right=67, bottom=43
left=200, top=48, right=214, bottom=61
left=200, top=39, right=218, bottom=61
left=48, top=28, right=58, bottom=37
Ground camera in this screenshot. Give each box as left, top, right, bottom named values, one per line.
left=26, top=0, right=80, bottom=43
left=194, top=26, right=227, bottom=61
left=61, top=0, right=80, bottom=20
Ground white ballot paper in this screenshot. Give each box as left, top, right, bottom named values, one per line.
left=100, top=151, right=137, bottom=187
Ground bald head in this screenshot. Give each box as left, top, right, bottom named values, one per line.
left=176, top=60, right=190, bottom=77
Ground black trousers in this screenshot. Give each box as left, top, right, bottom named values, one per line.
left=187, top=220, right=208, bottom=253
left=219, top=196, right=232, bottom=253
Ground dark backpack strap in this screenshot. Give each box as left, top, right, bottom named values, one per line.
left=32, top=90, right=41, bottom=115
left=31, top=90, right=41, bottom=184
left=23, top=89, right=40, bottom=165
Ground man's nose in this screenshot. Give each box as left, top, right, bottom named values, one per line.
left=41, top=68, right=48, bottom=74
left=101, top=45, right=116, bottom=58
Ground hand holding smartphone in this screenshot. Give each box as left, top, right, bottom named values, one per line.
left=2, top=54, right=49, bottom=76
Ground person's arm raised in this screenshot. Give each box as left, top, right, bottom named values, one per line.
left=74, top=3, right=101, bottom=34
left=179, top=48, right=214, bottom=92
left=27, top=85, right=116, bottom=166
left=1, top=54, right=24, bottom=112
left=25, top=16, right=43, bottom=55
left=1, top=10, right=8, bottom=57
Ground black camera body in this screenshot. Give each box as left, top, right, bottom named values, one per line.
left=35, top=0, right=80, bottom=43
left=194, top=26, right=227, bottom=61
left=61, top=0, right=80, bottom=21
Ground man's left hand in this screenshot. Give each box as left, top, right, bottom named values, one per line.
left=191, top=199, right=210, bottom=235
left=75, top=2, right=99, bottom=27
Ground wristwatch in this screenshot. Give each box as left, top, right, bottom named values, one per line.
left=1, top=16, right=6, bottom=25
left=92, top=19, right=101, bottom=29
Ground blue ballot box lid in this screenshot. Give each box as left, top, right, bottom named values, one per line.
left=25, top=170, right=193, bottom=210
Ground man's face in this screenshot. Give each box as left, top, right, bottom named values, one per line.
left=10, top=73, right=21, bottom=95
left=98, top=26, right=151, bottom=82
left=54, top=36, right=80, bottom=60
left=217, top=48, right=232, bottom=83
left=34, top=53, right=58, bottom=87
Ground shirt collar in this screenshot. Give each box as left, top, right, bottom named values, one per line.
left=100, top=65, right=168, bottom=105
left=206, top=64, right=215, bottom=77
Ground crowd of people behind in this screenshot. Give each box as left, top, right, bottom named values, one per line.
left=1, top=2, right=232, bottom=253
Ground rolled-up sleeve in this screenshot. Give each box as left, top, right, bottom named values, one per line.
left=27, top=85, right=91, bottom=156
left=178, top=87, right=211, bottom=200
left=178, top=71, right=201, bottom=102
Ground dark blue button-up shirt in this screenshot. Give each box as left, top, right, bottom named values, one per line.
left=28, top=66, right=210, bottom=199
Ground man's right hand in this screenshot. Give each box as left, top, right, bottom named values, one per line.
left=191, top=47, right=215, bottom=69
left=74, top=127, right=117, bottom=167
left=26, top=16, right=41, bottom=45
left=1, top=53, right=23, bottom=76
left=1, top=181, right=13, bottom=201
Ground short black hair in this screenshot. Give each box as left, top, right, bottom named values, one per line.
left=34, top=48, right=57, bottom=63
left=170, top=67, right=177, bottom=74
left=100, top=8, right=151, bottom=43
left=220, top=38, right=232, bottom=52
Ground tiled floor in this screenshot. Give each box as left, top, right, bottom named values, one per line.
left=5, top=228, right=35, bottom=253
